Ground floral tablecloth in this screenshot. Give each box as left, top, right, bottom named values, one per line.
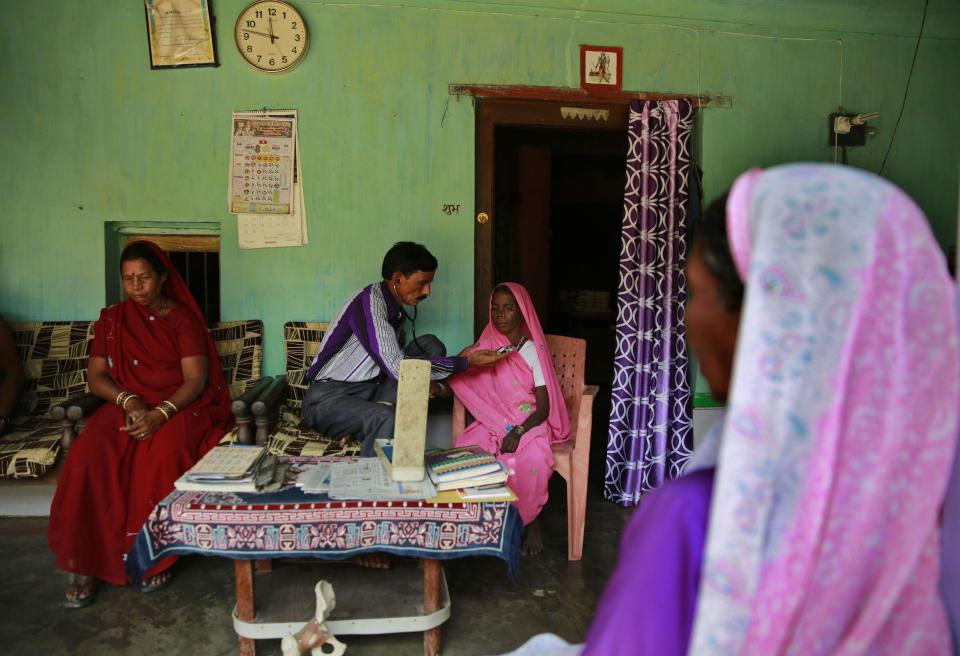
left=126, top=457, right=522, bottom=584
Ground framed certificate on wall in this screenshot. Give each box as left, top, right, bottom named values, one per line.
left=144, top=0, right=219, bottom=69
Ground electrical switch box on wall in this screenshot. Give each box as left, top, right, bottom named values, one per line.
left=828, top=112, right=879, bottom=147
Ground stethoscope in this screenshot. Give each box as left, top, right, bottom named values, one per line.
left=400, top=305, right=430, bottom=357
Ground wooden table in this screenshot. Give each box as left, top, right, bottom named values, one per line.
left=127, top=457, right=522, bottom=656
left=233, top=558, right=448, bottom=656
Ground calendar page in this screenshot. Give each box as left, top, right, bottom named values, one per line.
left=229, top=115, right=295, bottom=215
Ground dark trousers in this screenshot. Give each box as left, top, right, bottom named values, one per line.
left=301, top=334, right=447, bottom=456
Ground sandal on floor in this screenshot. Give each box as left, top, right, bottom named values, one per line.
left=63, top=576, right=96, bottom=609
left=140, top=570, right=173, bottom=593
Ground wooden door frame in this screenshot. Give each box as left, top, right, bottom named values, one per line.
left=473, top=98, right=630, bottom=335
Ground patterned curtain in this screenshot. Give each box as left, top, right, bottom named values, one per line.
left=605, top=99, right=694, bottom=506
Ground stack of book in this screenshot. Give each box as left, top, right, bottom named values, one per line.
left=174, top=445, right=275, bottom=493
left=423, top=445, right=514, bottom=501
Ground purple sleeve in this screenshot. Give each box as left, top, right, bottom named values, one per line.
left=353, top=289, right=467, bottom=381
left=582, top=468, right=714, bottom=656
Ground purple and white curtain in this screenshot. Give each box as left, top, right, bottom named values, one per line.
left=605, top=99, right=694, bottom=506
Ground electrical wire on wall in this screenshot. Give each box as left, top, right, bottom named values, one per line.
left=878, top=0, right=929, bottom=176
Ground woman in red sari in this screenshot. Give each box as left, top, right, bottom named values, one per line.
left=49, top=241, right=233, bottom=608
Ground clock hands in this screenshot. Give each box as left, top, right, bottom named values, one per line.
left=242, top=29, right=273, bottom=39
left=268, top=17, right=277, bottom=44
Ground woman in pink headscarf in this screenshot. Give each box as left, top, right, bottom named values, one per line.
left=449, top=283, right=570, bottom=554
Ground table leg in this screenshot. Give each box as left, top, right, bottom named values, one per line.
left=423, top=558, right=441, bottom=656
left=235, top=560, right=255, bottom=656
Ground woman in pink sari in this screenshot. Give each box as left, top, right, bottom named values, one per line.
left=449, top=283, right=570, bottom=554
left=505, top=164, right=959, bottom=655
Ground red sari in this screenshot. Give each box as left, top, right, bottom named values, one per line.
left=48, top=242, right=232, bottom=585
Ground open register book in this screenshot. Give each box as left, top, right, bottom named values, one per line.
left=174, top=445, right=275, bottom=493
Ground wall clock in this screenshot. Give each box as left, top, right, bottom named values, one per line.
left=235, top=1, right=308, bottom=73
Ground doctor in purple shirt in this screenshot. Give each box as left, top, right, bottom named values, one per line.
left=302, top=241, right=504, bottom=460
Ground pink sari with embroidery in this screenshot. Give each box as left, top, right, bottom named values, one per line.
left=449, top=283, right=570, bottom=525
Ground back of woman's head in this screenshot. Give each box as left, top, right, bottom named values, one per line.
left=696, top=193, right=743, bottom=313
left=120, top=242, right=167, bottom=277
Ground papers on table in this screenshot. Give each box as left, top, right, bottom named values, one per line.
left=325, top=458, right=437, bottom=501
left=294, top=463, right=332, bottom=494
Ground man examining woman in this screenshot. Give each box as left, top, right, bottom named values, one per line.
left=300, top=241, right=505, bottom=458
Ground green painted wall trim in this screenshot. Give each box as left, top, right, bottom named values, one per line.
left=694, top=392, right=725, bottom=409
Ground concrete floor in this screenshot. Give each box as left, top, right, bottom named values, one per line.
left=0, top=475, right=631, bottom=656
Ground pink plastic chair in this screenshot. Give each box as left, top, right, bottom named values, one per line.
left=451, top=334, right=598, bottom=560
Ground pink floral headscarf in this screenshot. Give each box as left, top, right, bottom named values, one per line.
left=690, top=164, right=959, bottom=654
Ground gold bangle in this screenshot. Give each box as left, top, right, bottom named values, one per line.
left=163, top=400, right=179, bottom=413
left=115, top=391, right=129, bottom=407
left=155, top=405, right=171, bottom=421
left=122, top=394, right=141, bottom=409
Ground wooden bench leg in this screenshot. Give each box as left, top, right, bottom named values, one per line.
left=235, top=560, right=256, bottom=656
left=423, top=558, right=441, bottom=656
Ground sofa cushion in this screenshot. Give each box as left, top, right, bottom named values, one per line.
left=0, top=414, right=62, bottom=478
left=210, top=320, right=264, bottom=399
left=283, top=322, right=328, bottom=411
left=11, top=321, right=95, bottom=418
left=266, top=406, right=359, bottom=457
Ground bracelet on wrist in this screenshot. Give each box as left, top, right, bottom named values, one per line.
left=156, top=400, right=177, bottom=421
left=116, top=391, right=141, bottom=409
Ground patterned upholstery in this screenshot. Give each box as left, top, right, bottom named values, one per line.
left=282, top=321, right=327, bottom=411
left=3, top=321, right=96, bottom=478
left=210, top=320, right=264, bottom=399
left=264, top=322, right=359, bottom=458
left=1, top=320, right=264, bottom=478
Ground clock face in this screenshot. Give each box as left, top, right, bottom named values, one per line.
left=235, top=1, right=307, bottom=73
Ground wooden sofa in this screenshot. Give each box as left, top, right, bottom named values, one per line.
left=1, top=320, right=266, bottom=479
left=242, top=321, right=359, bottom=457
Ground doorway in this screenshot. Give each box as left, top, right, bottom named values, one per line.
left=474, top=99, right=629, bottom=481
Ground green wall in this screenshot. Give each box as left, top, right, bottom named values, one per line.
left=1, top=0, right=958, bottom=376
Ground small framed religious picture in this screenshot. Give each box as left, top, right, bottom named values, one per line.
left=580, top=45, right=623, bottom=92
left=144, top=0, right=219, bottom=69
